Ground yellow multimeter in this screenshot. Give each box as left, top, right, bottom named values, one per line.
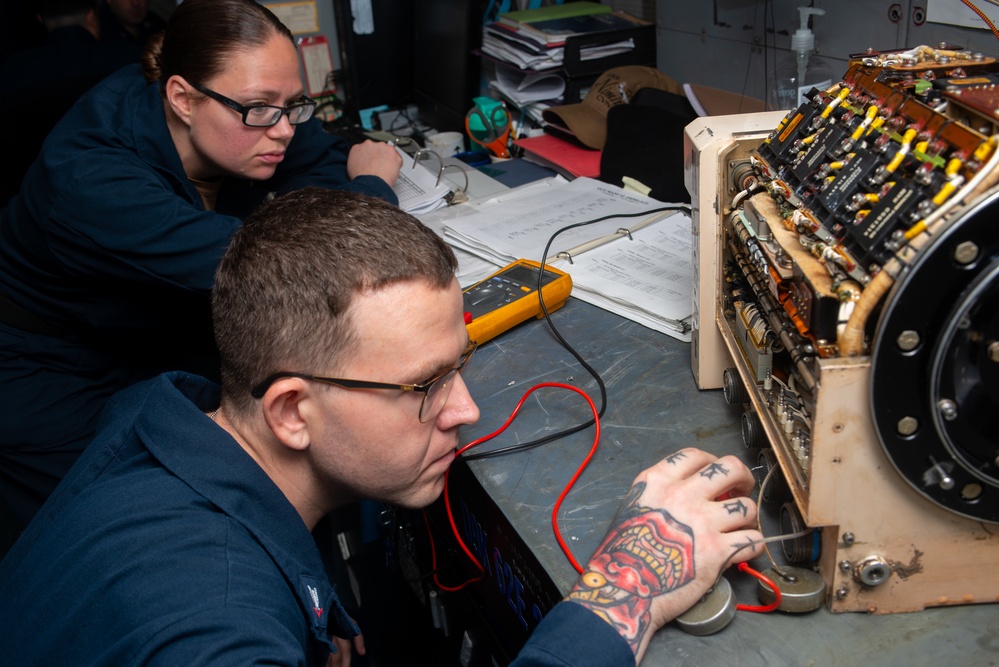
left=462, top=259, right=572, bottom=344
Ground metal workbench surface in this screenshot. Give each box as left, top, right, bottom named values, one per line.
left=456, top=297, right=999, bottom=666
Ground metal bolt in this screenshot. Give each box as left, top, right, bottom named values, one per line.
left=858, top=556, right=891, bottom=587
left=937, top=399, right=958, bottom=421
left=842, top=532, right=855, bottom=546
left=897, top=416, right=919, bottom=436
left=925, top=461, right=955, bottom=490
left=835, top=586, right=849, bottom=600
left=954, top=241, right=979, bottom=265
left=896, top=330, right=920, bottom=351
left=988, top=341, right=999, bottom=363
left=964, top=483, right=984, bottom=500
left=839, top=560, right=852, bottom=573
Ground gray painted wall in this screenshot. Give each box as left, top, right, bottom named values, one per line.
left=655, top=0, right=999, bottom=105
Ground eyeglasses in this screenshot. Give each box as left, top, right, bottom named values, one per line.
left=250, top=340, right=477, bottom=423
left=193, top=84, right=317, bottom=127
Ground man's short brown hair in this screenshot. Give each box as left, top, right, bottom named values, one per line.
left=212, top=188, right=458, bottom=414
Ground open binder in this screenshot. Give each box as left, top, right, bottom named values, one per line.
left=441, top=177, right=693, bottom=340
left=391, top=144, right=469, bottom=215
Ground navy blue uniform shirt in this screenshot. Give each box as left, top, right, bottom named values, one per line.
left=0, top=373, right=354, bottom=666
left=0, top=372, right=633, bottom=666
left=0, top=65, right=396, bottom=526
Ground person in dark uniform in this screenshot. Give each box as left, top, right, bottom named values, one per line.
left=97, top=0, right=166, bottom=46
left=0, top=188, right=764, bottom=666
left=0, top=0, right=139, bottom=205
left=0, top=0, right=402, bottom=532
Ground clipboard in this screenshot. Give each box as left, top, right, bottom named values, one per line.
left=298, top=35, right=335, bottom=97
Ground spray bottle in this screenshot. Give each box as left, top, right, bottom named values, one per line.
left=769, top=7, right=834, bottom=110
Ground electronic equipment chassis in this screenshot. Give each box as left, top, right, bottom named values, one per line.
left=685, top=45, right=999, bottom=613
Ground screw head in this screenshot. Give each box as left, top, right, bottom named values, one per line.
left=896, top=330, right=920, bottom=351
left=953, top=240, right=979, bottom=265
left=937, top=399, right=958, bottom=421
left=897, top=416, right=919, bottom=436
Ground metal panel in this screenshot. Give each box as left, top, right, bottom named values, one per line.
left=656, top=0, right=911, bottom=103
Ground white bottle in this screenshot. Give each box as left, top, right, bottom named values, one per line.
left=769, top=7, right=834, bottom=110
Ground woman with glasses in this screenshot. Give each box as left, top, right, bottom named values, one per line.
left=0, top=0, right=402, bottom=532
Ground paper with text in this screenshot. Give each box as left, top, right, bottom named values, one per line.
left=444, top=178, right=668, bottom=264
left=551, top=214, right=692, bottom=340
left=442, top=178, right=692, bottom=340
left=392, top=145, right=451, bottom=215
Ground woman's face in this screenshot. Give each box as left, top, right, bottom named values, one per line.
left=180, top=33, right=305, bottom=181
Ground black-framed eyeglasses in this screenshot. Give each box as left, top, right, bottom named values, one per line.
left=250, top=340, right=477, bottom=423
left=193, top=84, right=317, bottom=127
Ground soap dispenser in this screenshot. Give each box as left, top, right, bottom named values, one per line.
left=768, top=6, right=834, bottom=110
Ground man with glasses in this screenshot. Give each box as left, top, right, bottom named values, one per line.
left=0, top=0, right=404, bottom=536
left=0, top=189, right=763, bottom=666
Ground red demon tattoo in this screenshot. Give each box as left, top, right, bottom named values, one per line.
left=568, top=483, right=695, bottom=650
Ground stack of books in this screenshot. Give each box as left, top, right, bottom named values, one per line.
left=482, top=2, right=651, bottom=73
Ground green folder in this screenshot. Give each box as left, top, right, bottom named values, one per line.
left=499, top=1, right=611, bottom=24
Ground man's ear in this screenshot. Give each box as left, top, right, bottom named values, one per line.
left=164, top=75, right=198, bottom=126
left=260, top=379, right=313, bottom=452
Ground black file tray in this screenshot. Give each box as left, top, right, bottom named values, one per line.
left=561, top=23, right=656, bottom=79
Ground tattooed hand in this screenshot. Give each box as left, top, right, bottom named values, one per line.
left=566, top=448, right=763, bottom=664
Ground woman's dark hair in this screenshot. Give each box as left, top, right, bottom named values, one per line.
left=141, top=0, right=294, bottom=85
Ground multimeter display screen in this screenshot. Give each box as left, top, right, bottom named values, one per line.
left=463, top=263, right=564, bottom=318
left=504, top=264, right=558, bottom=288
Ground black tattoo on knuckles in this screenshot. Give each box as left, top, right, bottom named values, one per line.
left=723, top=499, right=748, bottom=517
left=665, top=450, right=688, bottom=465
left=699, top=462, right=729, bottom=480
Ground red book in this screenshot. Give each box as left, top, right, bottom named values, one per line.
left=513, top=133, right=601, bottom=179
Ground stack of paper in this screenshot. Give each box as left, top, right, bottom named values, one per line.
left=491, top=68, right=566, bottom=106
left=482, top=26, right=635, bottom=71
left=503, top=12, right=649, bottom=48
left=496, top=1, right=612, bottom=34
left=416, top=178, right=566, bottom=288
left=439, top=177, right=693, bottom=341
left=482, top=3, right=646, bottom=72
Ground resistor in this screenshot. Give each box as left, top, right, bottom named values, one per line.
left=796, top=133, right=818, bottom=149
left=931, top=158, right=965, bottom=206
left=821, top=87, right=850, bottom=120
left=886, top=128, right=917, bottom=173
left=850, top=104, right=880, bottom=141
left=974, top=140, right=993, bottom=163
left=846, top=192, right=879, bottom=211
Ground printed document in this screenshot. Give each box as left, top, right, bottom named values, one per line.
left=441, top=178, right=692, bottom=340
